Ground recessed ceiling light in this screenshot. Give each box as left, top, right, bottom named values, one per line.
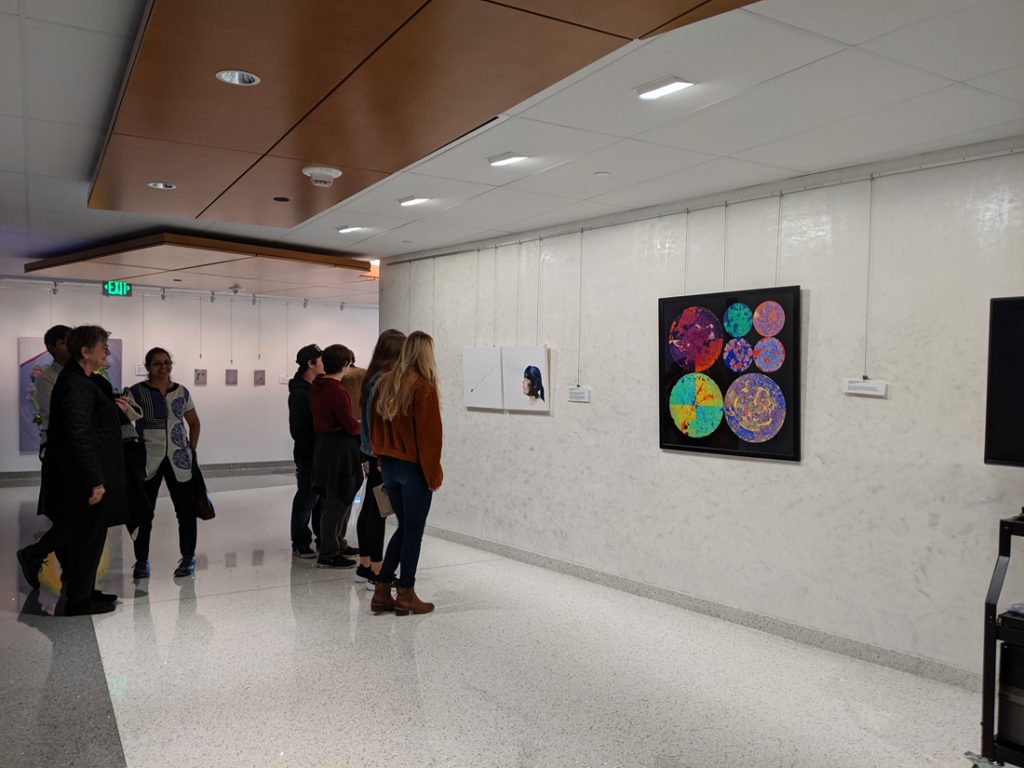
left=635, top=75, right=693, bottom=100
left=336, top=226, right=364, bottom=234
left=215, top=69, right=261, bottom=86
left=147, top=181, right=176, bottom=190
left=593, top=170, right=611, bottom=177
left=398, top=196, right=429, bottom=207
left=487, top=152, right=528, bottom=167
left=273, top=196, right=290, bottom=202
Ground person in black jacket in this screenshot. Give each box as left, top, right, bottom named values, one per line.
left=288, top=344, right=324, bottom=558
left=43, top=325, right=130, bottom=616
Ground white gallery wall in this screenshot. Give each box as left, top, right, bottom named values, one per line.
left=0, top=285, right=378, bottom=472
left=380, top=151, right=1024, bottom=675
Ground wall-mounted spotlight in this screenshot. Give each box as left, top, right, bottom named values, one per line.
left=161, top=288, right=167, bottom=301
left=51, top=282, right=58, bottom=295
left=303, top=298, right=309, bottom=309
left=339, top=302, right=346, bottom=312
left=210, top=291, right=215, bottom=303
left=252, top=295, right=257, bottom=306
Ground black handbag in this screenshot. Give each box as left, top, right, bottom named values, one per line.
left=191, top=451, right=215, bottom=521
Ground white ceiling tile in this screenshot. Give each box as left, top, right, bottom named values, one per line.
left=0, top=206, right=27, bottom=231
left=203, top=221, right=293, bottom=240
left=119, top=212, right=215, bottom=232
left=28, top=208, right=124, bottom=240
left=0, top=0, right=19, bottom=13
left=859, top=0, right=1024, bottom=82
left=521, top=11, right=842, bottom=138
left=24, top=0, right=145, bottom=38
left=0, top=114, right=24, bottom=172
left=0, top=231, right=31, bottom=263
left=428, top=186, right=584, bottom=230
left=592, top=157, right=797, bottom=210
left=500, top=200, right=629, bottom=235
left=0, top=170, right=25, bottom=208
left=24, top=19, right=134, bottom=127
left=357, top=220, right=506, bottom=255
left=27, top=174, right=92, bottom=213
left=410, top=117, right=620, bottom=186
left=508, top=139, right=712, bottom=200
left=735, top=85, right=1024, bottom=172
left=284, top=210, right=408, bottom=248
left=339, top=173, right=493, bottom=221
left=26, top=119, right=103, bottom=178
left=856, top=119, right=1024, bottom=164
left=746, top=0, right=978, bottom=45
left=968, top=64, right=1024, bottom=103
left=637, top=49, right=950, bottom=156
left=0, top=77, right=22, bottom=118
left=0, top=13, right=21, bottom=82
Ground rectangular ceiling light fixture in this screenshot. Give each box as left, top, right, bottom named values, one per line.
left=487, top=152, right=528, bottom=167
left=635, top=75, right=693, bottom=100
left=399, top=196, right=429, bottom=207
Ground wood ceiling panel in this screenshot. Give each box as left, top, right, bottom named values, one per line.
left=186, top=256, right=340, bottom=280
left=26, top=262, right=164, bottom=281
left=271, top=0, right=624, bottom=174
left=111, top=0, right=428, bottom=154
left=644, top=0, right=752, bottom=38
left=88, top=135, right=259, bottom=217
left=486, top=1, right=718, bottom=39
left=200, top=156, right=388, bottom=229
left=95, top=244, right=252, bottom=270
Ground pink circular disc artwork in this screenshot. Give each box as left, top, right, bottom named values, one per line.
left=753, top=301, right=785, bottom=337
left=667, top=306, right=723, bottom=372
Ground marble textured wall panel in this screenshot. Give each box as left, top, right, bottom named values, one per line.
left=408, top=258, right=435, bottom=334
left=381, top=153, right=1024, bottom=674
left=379, top=260, right=410, bottom=332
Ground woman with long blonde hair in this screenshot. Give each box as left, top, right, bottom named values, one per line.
left=370, top=331, right=442, bottom=616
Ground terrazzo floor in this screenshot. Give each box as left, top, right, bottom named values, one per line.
left=1, top=476, right=981, bottom=767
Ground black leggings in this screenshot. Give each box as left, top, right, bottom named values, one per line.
left=356, top=454, right=386, bottom=561
left=135, top=458, right=196, bottom=560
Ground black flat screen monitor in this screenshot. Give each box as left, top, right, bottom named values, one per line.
left=985, top=296, right=1024, bottom=466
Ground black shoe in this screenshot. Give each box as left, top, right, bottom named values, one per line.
left=65, top=599, right=116, bottom=616
left=16, top=548, right=43, bottom=590
left=316, top=555, right=357, bottom=569
left=341, top=545, right=359, bottom=557
left=292, top=544, right=316, bottom=559
left=355, top=564, right=375, bottom=582
left=91, top=590, right=118, bottom=604
left=132, top=560, right=150, bottom=579
left=173, top=556, right=196, bottom=578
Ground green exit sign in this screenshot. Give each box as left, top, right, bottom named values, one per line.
left=102, top=280, right=133, bottom=297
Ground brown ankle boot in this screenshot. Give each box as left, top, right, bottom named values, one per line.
left=371, top=580, right=395, bottom=614
left=394, top=586, right=434, bottom=616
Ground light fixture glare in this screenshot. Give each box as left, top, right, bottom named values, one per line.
left=215, top=69, right=261, bottom=86
left=487, top=152, right=528, bottom=167
left=336, top=226, right=364, bottom=234
left=147, top=181, right=176, bottom=190
left=398, top=196, right=429, bottom=207
left=635, top=76, right=693, bottom=100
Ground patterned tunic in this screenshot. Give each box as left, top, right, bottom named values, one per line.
left=129, top=382, right=195, bottom=481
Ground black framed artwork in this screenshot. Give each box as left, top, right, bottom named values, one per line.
left=659, top=285, right=801, bottom=461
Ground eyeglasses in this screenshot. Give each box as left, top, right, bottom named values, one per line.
left=152, top=360, right=173, bottom=367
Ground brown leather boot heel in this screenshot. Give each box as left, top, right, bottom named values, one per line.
left=394, top=586, right=434, bottom=616
left=371, top=580, right=395, bottom=614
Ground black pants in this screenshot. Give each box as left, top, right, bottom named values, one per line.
left=63, top=514, right=107, bottom=603
left=356, top=454, right=386, bottom=561
left=134, top=458, right=196, bottom=561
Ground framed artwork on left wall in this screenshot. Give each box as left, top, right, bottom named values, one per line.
left=658, top=286, right=801, bottom=461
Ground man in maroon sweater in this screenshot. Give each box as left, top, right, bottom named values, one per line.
left=309, top=344, right=362, bottom=568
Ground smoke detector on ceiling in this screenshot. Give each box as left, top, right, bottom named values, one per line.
left=302, top=166, right=343, bottom=188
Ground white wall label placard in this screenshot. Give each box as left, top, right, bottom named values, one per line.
left=502, top=345, right=549, bottom=413
left=462, top=347, right=503, bottom=409
left=568, top=386, right=591, bottom=403
left=840, top=378, right=888, bottom=397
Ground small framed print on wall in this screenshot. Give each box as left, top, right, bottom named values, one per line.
left=658, top=285, right=801, bottom=461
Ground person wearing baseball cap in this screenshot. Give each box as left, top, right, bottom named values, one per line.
left=288, top=344, right=324, bottom=557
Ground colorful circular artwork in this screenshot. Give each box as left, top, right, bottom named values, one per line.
left=723, top=338, right=753, bottom=372
left=667, top=306, right=723, bottom=372
left=669, top=373, right=723, bottom=438
left=753, top=337, right=785, bottom=373
left=723, top=302, right=753, bottom=338
left=724, top=373, right=786, bottom=443
left=753, top=301, right=785, bottom=337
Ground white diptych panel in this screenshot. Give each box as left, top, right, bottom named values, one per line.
left=462, top=347, right=503, bottom=409
left=501, top=345, right=549, bottom=413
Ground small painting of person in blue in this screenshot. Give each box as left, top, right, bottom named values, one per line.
left=522, top=365, right=545, bottom=404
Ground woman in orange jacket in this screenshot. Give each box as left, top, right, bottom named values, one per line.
left=370, top=331, right=442, bottom=616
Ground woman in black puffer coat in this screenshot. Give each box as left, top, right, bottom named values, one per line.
left=43, top=325, right=129, bottom=616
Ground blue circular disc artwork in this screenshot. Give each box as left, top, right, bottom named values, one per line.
left=723, top=338, right=753, bottom=372
left=723, top=303, right=753, bottom=338
left=753, top=337, right=785, bottom=373
left=724, top=373, right=786, bottom=443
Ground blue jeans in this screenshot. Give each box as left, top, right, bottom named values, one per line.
left=379, top=457, right=433, bottom=588
left=290, top=460, right=322, bottom=549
